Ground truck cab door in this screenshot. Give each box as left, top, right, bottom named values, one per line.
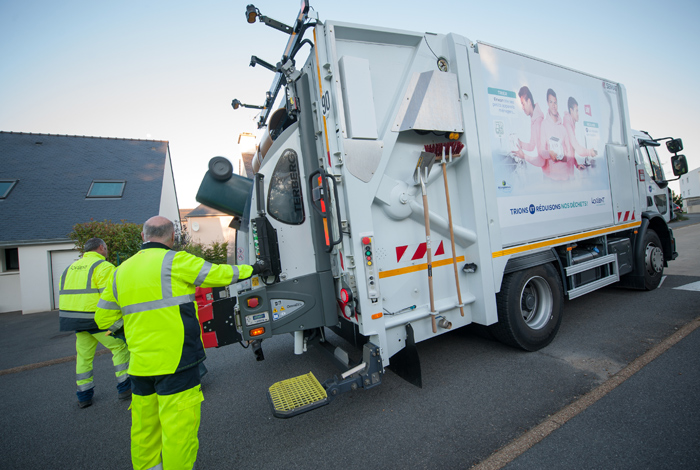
left=635, top=139, right=670, bottom=221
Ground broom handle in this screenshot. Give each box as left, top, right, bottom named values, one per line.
left=442, top=160, right=464, bottom=316
left=420, top=173, right=437, bottom=334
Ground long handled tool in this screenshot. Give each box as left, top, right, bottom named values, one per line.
left=426, top=141, right=465, bottom=317
left=414, top=152, right=437, bottom=333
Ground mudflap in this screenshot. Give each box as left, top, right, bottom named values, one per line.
left=387, top=323, right=422, bottom=388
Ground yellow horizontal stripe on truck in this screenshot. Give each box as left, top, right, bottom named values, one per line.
left=491, top=221, right=642, bottom=258
left=378, top=256, right=466, bottom=279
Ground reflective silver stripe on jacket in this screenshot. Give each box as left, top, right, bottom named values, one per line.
left=60, top=259, right=105, bottom=295
left=194, top=261, right=212, bottom=286
left=59, top=311, right=96, bottom=319
left=146, top=463, right=163, bottom=470
left=161, top=251, right=177, bottom=298
left=117, top=373, right=130, bottom=383
left=112, top=268, right=119, bottom=303
left=97, top=299, right=120, bottom=310
left=77, top=382, right=95, bottom=391
left=120, top=251, right=196, bottom=316
left=115, top=362, right=129, bottom=372
left=122, top=294, right=196, bottom=316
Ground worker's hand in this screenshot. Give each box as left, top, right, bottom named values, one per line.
left=549, top=150, right=558, bottom=160
left=251, top=259, right=269, bottom=276
left=105, top=331, right=113, bottom=337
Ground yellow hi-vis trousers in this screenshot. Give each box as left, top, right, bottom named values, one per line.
left=75, top=331, right=130, bottom=395
left=131, top=384, right=204, bottom=470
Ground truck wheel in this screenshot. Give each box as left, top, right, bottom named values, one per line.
left=490, top=264, right=563, bottom=351
left=642, top=229, right=664, bottom=290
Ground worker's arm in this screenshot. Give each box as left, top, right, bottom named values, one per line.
left=95, top=270, right=123, bottom=330
left=175, top=251, right=267, bottom=287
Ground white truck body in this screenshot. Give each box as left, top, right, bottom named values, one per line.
left=197, top=3, right=685, bottom=415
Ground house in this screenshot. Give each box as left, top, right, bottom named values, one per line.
left=679, top=167, right=700, bottom=214
left=182, top=204, right=235, bottom=261
left=0, top=131, right=180, bottom=314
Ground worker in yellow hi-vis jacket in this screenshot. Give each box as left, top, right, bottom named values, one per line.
left=59, top=237, right=130, bottom=408
left=95, top=216, right=265, bottom=470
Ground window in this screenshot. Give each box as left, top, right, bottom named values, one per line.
left=0, top=180, right=18, bottom=198
left=87, top=180, right=125, bottom=198
left=638, top=146, right=664, bottom=182
left=267, top=149, right=305, bottom=225
left=4, top=248, right=19, bottom=271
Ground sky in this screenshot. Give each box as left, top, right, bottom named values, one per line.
left=2, top=0, right=699, bottom=208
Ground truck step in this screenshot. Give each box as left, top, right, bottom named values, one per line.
left=267, top=372, right=329, bottom=418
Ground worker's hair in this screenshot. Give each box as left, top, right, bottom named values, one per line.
left=84, top=238, right=106, bottom=253
left=518, top=86, right=533, bottom=105
left=546, top=88, right=557, bottom=102
left=143, top=218, right=174, bottom=240
left=568, top=96, right=578, bottom=112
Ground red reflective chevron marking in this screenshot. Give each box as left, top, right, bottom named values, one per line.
left=396, top=246, right=408, bottom=263
left=396, top=241, right=446, bottom=262
left=434, top=241, right=445, bottom=256
left=412, top=243, right=427, bottom=260
left=617, top=211, right=632, bottom=222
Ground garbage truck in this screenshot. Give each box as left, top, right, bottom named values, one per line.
left=196, top=1, right=689, bottom=417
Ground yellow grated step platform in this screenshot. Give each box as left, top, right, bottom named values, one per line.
left=268, top=372, right=329, bottom=418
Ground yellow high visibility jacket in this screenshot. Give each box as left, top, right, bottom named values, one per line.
left=59, top=251, right=115, bottom=332
left=95, top=242, right=253, bottom=376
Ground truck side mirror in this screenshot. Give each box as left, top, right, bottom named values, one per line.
left=666, top=138, right=683, bottom=154
left=671, top=154, right=688, bottom=177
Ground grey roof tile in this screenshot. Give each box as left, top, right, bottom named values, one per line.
left=0, top=131, right=170, bottom=244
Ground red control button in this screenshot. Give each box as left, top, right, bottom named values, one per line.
left=362, top=236, right=371, bottom=245
left=247, top=297, right=259, bottom=308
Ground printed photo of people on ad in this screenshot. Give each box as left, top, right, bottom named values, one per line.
left=480, top=45, right=619, bottom=245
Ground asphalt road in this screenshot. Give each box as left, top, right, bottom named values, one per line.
left=1, top=215, right=698, bottom=469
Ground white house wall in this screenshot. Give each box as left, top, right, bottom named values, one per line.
left=188, top=216, right=234, bottom=247
left=0, top=272, right=21, bottom=313
left=18, top=242, right=77, bottom=314
left=159, top=147, right=181, bottom=225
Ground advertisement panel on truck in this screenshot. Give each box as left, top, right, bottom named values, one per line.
left=479, top=44, right=623, bottom=246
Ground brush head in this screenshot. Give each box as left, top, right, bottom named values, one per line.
left=424, top=141, right=464, bottom=160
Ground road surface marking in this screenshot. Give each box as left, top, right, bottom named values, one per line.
left=471, top=316, right=700, bottom=470
left=674, top=281, right=700, bottom=292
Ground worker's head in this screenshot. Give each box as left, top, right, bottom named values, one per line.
left=84, top=238, right=108, bottom=257
left=142, top=216, right=175, bottom=247
left=518, top=86, right=534, bottom=116
left=546, top=88, right=558, bottom=117
left=568, top=96, right=579, bottom=123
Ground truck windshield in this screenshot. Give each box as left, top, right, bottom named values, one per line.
left=267, top=149, right=305, bottom=225
left=639, top=145, right=664, bottom=182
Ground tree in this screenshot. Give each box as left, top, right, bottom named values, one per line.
left=69, top=219, right=143, bottom=265
left=173, top=229, right=229, bottom=264
left=672, top=189, right=683, bottom=208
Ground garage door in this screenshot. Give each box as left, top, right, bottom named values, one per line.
left=50, top=250, right=80, bottom=310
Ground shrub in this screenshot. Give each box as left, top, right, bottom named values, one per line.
left=69, top=219, right=143, bottom=265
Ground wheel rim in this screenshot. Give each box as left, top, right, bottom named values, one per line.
left=519, top=276, right=553, bottom=330
left=645, top=243, right=664, bottom=276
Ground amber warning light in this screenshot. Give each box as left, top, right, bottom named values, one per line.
left=250, top=327, right=265, bottom=337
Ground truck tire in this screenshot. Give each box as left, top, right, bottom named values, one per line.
left=490, top=264, right=563, bottom=351
left=642, top=229, right=664, bottom=290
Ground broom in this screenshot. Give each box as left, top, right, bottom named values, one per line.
left=425, top=141, right=465, bottom=317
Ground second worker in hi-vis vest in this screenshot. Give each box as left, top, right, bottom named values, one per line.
left=95, top=216, right=266, bottom=470
left=59, top=237, right=131, bottom=408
